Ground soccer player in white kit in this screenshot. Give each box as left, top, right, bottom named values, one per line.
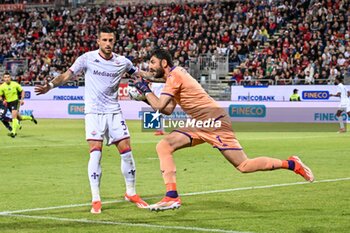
left=330, top=77, right=350, bottom=133
left=35, top=26, right=149, bottom=213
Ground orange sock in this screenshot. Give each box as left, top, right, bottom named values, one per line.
left=237, top=157, right=283, bottom=173
left=166, top=183, right=177, bottom=192
left=281, top=160, right=289, bottom=169
left=165, top=183, right=178, bottom=198
left=156, top=140, right=176, bottom=184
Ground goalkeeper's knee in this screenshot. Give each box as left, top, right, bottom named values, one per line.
left=156, top=140, right=175, bottom=156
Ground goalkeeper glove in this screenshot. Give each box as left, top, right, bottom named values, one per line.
left=128, top=78, right=150, bottom=105
left=134, top=77, right=152, bottom=94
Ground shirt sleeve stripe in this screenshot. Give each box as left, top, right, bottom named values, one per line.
left=161, top=92, right=174, bottom=97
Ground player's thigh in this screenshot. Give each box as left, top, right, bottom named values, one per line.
left=164, top=129, right=202, bottom=151
left=199, top=130, right=242, bottom=150
left=85, top=113, right=106, bottom=141
left=107, top=113, right=130, bottom=146
left=346, top=105, right=350, bottom=116
left=336, top=109, right=344, bottom=116
left=11, top=109, right=18, bottom=119
left=196, top=118, right=242, bottom=150
left=220, top=149, right=248, bottom=168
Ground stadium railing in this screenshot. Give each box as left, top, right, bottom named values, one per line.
left=105, top=0, right=237, bottom=6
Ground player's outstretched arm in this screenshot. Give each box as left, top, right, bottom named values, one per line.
left=136, top=69, right=154, bottom=79
left=133, top=76, right=176, bottom=114
left=330, top=92, right=340, bottom=97
left=34, top=70, right=74, bottom=95
left=136, top=70, right=165, bottom=83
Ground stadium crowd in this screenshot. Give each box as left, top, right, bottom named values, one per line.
left=0, top=0, right=349, bottom=86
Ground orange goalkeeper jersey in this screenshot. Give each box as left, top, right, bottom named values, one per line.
left=161, top=66, right=227, bottom=121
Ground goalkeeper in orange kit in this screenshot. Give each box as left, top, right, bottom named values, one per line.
left=133, top=49, right=314, bottom=211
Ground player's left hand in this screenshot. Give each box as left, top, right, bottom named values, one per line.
left=34, top=84, right=51, bottom=95
left=20, top=100, right=24, bottom=106
left=133, top=76, right=152, bottom=94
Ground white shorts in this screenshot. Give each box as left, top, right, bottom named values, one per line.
left=339, top=104, right=350, bottom=113
left=85, top=113, right=130, bottom=146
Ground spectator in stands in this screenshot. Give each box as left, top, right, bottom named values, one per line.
left=243, top=70, right=252, bottom=86
left=328, top=66, right=339, bottom=84
left=304, top=63, right=315, bottom=84
left=229, top=69, right=243, bottom=86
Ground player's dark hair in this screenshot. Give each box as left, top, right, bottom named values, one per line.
left=98, top=26, right=115, bottom=37
left=150, top=49, right=174, bottom=67
left=336, top=76, right=343, bottom=83
left=3, top=72, right=10, bottom=76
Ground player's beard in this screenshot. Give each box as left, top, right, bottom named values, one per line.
left=101, top=47, right=112, bottom=57
left=153, top=67, right=165, bottom=79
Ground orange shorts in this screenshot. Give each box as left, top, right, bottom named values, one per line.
left=172, top=115, right=242, bottom=151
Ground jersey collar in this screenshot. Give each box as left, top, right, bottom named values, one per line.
left=98, top=51, right=114, bottom=61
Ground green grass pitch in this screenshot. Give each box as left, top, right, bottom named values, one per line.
left=0, top=119, right=349, bottom=233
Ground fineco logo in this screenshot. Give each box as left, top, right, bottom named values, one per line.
left=68, top=103, right=85, bottom=115
left=302, top=91, right=329, bottom=100
left=229, top=104, right=266, bottom=118
left=314, top=112, right=348, bottom=121
left=53, top=95, right=84, bottom=100
left=238, top=95, right=275, bottom=101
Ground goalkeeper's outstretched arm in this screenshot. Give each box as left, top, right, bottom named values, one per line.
left=132, top=76, right=175, bottom=114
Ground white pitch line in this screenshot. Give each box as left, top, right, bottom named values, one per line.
left=0, top=140, right=160, bottom=149
left=0, top=199, right=126, bottom=215
left=0, top=214, right=250, bottom=233
left=181, top=177, right=350, bottom=196
left=1, top=177, right=349, bottom=215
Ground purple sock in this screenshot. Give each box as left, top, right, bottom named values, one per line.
left=166, top=191, right=178, bottom=198
left=288, top=160, right=295, bottom=170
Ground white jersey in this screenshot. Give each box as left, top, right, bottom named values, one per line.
left=69, top=50, right=137, bottom=113
left=337, top=83, right=350, bottom=107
